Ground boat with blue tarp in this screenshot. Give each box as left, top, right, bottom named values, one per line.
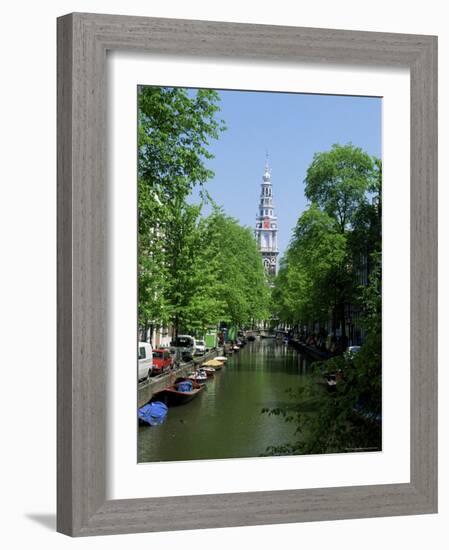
left=138, top=401, right=169, bottom=426
left=160, top=378, right=205, bottom=406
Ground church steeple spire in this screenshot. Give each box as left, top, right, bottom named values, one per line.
left=264, top=152, right=270, bottom=176
left=254, top=155, right=279, bottom=276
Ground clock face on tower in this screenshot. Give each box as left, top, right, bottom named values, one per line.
left=263, top=218, right=270, bottom=229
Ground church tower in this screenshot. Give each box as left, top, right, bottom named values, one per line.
left=255, top=156, right=279, bottom=276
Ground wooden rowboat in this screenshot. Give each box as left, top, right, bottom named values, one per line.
left=162, top=379, right=205, bottom=406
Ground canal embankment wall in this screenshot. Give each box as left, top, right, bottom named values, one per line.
left=138, top=347, right=224, bottom=407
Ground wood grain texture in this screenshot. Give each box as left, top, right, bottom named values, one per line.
left=57, top=12, right=438, bottom=537
left=409, top=37, right=438, bottom=508
left=57, top=13, right=74, bottom=536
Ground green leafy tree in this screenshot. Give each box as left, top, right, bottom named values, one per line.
left=348, top=156, right=382, bottom=276
left=164, top=203, right=226, bottom=335
left=200, top=209, right=270, bottom=327
left=272, top=204, right=351, bottom=336
left=273, top=144, right=379, bottom=339
left=305, top=143, right=375, bottom=232
left=137, top=86, right=225, bottom=339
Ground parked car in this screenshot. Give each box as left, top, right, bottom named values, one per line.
left=138, top=342, right=153, bottom=381
left=194, top=340, right=206, bottom=355
left=152, top=348, right=173, bottom=375
left=170, top=335, right=196, bottom=362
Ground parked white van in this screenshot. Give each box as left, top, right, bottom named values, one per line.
left=138, top=342, right=153, bottom=381
left=194, top=339, right=206, bottom=355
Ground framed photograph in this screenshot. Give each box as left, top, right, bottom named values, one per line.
left=57, top=13, right=437, bottom=536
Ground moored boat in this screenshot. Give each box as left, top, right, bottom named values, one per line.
left=203, top=359, right=225, bottom=370
left=188, top=370, right=208, bottom=383
left=162, top=378, right=205, bottom=406
left=201, top=366, right=216, bottom=377
left=214, top=356, right=227, bottom=362
left=138, top=401, right=169, bottom=426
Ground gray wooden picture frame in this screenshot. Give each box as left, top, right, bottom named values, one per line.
left=57, top=12, right=438, bottom=537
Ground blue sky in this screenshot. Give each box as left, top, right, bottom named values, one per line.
left=190, top=89, right=382, bottom=259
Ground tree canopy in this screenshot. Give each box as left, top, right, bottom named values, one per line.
left=273, top=143, right=381, bottom=338
left=305, top=143, right=376, bottom=232
left=138, top=86, right=269, bottom=339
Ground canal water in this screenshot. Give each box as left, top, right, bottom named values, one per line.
left=138, top=338, right=313, bottom=462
